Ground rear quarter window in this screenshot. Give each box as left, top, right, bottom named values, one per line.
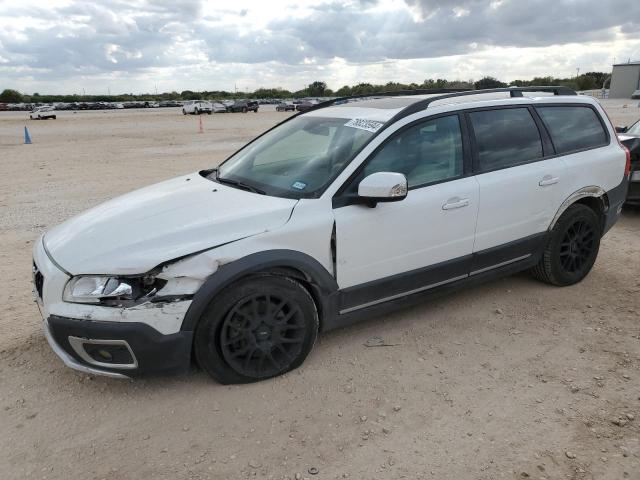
left=536, top=106, right=608, bottom=154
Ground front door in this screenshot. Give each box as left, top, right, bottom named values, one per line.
left=333, top=114, right=480, bottom=312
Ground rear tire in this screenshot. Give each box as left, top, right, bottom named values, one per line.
left=531, top=204, right=601, bottom=286
left=194, top=275, right=319, bottom=384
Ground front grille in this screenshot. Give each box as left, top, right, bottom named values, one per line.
left=33, top=263, right=44, bottom=300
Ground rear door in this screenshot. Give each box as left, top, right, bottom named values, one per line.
left=534, top=104, right=613, bottom=201
left=468, top=106, right=565, bottom=272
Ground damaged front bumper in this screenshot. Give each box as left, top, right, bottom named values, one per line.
left=33, top=236, right=196, bottom=378
left=45, top=315, right=193, bottom=377
left=42, top=318, right=129, bottom=378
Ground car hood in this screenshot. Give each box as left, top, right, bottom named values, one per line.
left=44, top=172, right=298, bottom=275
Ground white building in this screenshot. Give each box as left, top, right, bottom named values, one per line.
left=609, top=61, right=640, bottom=98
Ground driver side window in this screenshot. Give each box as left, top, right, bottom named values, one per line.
left=351, top=114, right=464, bottom=191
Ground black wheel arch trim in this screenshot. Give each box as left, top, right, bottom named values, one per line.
left=180, top=250, right=339, bottom=332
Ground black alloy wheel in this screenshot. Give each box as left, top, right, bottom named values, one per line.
left=558, top=219, right=596, bottom=275
left=194, top=275, right=318, bottom=384
left=219, top=293, right=307, bottom=378
left=531, top=203, right=601, bottom=286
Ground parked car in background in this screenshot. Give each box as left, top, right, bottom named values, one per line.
left=182, top=100, right=213, bottom=115
left=295, top=100, right=319, bottom=112
left=617, top=118, right=640, bottom=205
left=632, top=90, right=640, bottom=100
left=212, top=102, right=227, bottom=113
left=33, top=87, right=629, bottom=383
left=276, top=102, right=295, bottom=112
left=9, top=103, right=30, bottom=111
left=228, top=100, right=259, bottom=113
left=30, top=106, right=57, bottom=120
left=159, top=100, right=181, bottom=108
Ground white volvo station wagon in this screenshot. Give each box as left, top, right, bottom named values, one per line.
left=33, top=87, right=631, bottom=383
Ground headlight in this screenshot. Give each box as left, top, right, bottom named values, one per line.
left=63, top=275, right=164, bottom=305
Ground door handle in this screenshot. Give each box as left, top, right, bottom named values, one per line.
left=442, top=197, right=470, bottom=210
left=538, top=175, right=559, bottom=186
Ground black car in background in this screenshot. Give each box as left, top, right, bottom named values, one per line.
left=228, top=100, right=259, bottom=113
left=295, top=100, right=319, bottom=112
left=617, top=119, right=640, bottom=205
left=276, top=102, right=295, bottom=112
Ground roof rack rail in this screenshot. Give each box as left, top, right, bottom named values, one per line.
left=304, top=85, right=577, bottom=118
left=304, top=88, right=468, bottom=114
left=395, top=85, right=577, bottom=119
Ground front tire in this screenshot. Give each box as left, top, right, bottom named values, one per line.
left=194, top=275, right=318, bottom=384
left=531, top=204, right=601, bottom=286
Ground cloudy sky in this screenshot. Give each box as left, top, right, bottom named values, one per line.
left=0, top=0, right=638, bottom=95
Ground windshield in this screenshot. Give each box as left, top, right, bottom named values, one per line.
left=216, top=116, right=377, bottom=198
left=628, top=120, right=640, bottom=135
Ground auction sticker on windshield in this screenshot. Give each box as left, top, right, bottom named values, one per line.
left=344, top=118, right=384, bottom=133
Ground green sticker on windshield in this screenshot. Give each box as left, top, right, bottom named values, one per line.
left=291, top=181, right=307, bottom=190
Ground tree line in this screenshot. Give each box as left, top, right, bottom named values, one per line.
left=0, top=72, right=610, bottom=104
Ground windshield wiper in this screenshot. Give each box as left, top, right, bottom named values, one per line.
left=213, top=169, right=266, bottom=195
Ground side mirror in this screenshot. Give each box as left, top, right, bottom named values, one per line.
left=615, top=125, right=628, bottom=133
left=358, top=172, right=408, bottom=207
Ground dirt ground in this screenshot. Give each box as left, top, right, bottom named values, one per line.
left=1, top=100, right=639, bottom=480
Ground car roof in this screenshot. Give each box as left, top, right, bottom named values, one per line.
left=303, top=92, right=601, bottom=123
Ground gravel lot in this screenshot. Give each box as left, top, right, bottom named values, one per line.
left=1, top=101, right=639, bottom=480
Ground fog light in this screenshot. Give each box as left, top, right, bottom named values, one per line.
left=83, top=342, right=135, bottom=365
left=97, top=349, right=113, bottom=361
left=68, top=337, right=138, bottom=369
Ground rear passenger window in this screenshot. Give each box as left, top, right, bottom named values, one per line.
left=470, top=108, right=543, bottom=172
left=536, top=106, right=607, bottom=154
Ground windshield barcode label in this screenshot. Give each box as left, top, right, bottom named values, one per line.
left=344, top=118, right=384, bottom=133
